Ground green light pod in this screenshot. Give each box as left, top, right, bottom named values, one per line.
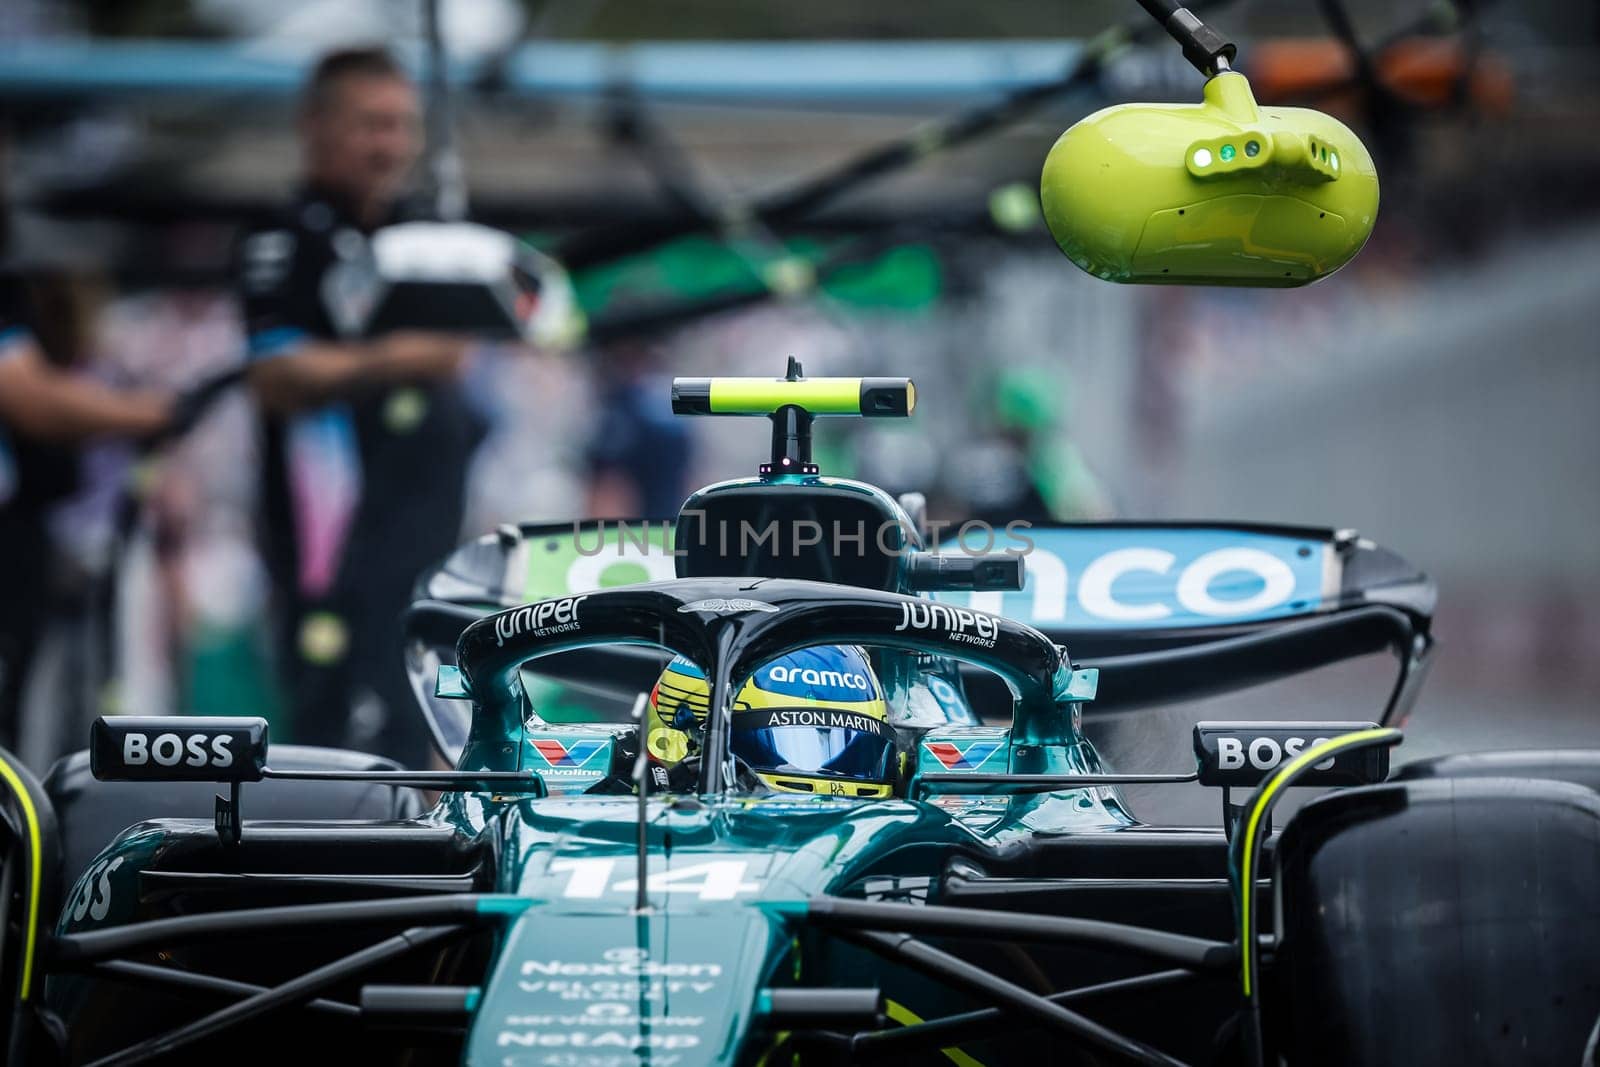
left=1040, top=72, right=1378, bottom=286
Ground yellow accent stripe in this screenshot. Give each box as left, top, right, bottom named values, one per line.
left=0, top=751, right=44, bottom=999
left=709, top=378, right=863, bottom=415
left=884, top=999, right=986, bottom=1067
left=737, top=687, right=886, bottom=715
left=1237, top=727, right=1399, bottom=997
left=754, top=773, right=892, bottom=799
left=751, top=1031, right=792, bottom=1067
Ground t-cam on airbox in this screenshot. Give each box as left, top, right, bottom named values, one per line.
left=1040, top=71, right=1379, bottom=287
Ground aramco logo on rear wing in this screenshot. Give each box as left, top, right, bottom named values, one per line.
left=935, top=533, right=1329, bottom=630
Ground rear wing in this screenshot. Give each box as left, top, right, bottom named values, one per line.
left=932, top=523, right=1434, bottom=722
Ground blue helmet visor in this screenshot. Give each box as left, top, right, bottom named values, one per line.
left=732, top=707, right=895, bottom=782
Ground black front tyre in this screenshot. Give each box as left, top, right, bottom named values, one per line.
left=0, top=745, right=65, bottom=1065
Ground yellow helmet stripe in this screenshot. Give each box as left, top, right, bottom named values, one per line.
left=756, top=772, right=892, bottom=799
left=735, top=687, right=887, bottom=716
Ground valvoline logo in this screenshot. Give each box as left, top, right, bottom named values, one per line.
left=530, top=738, right=608, bottom=768
left=923, top=740, right=1005, bottom=771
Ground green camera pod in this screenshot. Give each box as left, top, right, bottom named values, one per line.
left=1041, top=71, right=1379, bottom=286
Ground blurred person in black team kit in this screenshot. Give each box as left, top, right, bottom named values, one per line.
left=238, top=49, right=486, bottom=768
left=0, top=271, right=175, bottom=754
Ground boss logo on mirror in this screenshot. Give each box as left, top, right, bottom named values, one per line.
left=1218, top=735, right=1336, bottom=773
left=1193, top=721, right=1386, bottom=788
left=123, top=732, right=236, bottom=769
left=91, top=716, right=268, bottom=782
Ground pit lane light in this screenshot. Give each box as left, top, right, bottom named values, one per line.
left=1041, top=2, right=1378, bottom=287
left=321, top=221, right=581, bottom=347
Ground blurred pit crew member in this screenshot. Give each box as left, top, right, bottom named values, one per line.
left=237, top=48, right=486, bottom=768
left=584, top=338, right=694, bottom=521
left=0, top=272, right=175, bottom=753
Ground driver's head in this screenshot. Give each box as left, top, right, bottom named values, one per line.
left=647, top=646, right=896, bottom=798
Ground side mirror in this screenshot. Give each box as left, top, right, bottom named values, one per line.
left=1041, top=72, right=1378, bottom=286
left=90, top=716, right=268, bottom=783
left=403, top=642, right=473, bottom=765
left=1193, top=721, right=1388, bottom=787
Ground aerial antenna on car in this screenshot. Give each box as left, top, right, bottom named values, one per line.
left=630, top=691, right=652, bottom=914
left=672, top=360, right=914, bottom=478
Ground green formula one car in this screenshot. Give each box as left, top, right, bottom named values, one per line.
left=1, top=367, right=1596, bottom=1067
left=4, top=1, right=1599, bottom=1059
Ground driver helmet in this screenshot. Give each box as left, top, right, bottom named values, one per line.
left=647, top=645, right=896, bottom=798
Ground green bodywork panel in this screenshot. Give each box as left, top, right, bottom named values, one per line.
left=50, top=780, right=1131, bottom=1066
left=448, top=786, right=1129, bottom=1064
